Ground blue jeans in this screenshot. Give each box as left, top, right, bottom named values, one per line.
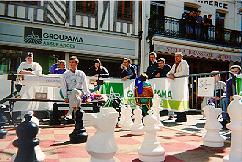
left=221, top=97, right=229, bottom=121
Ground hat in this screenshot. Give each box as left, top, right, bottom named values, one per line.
left=230, top=65, right=241, bottom=71
left=175, top=52, right=183, bottom=56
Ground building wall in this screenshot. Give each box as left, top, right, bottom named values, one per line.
left=0, top=1, right=140, bottom=76
left=144, top=0, right=241, bottom=72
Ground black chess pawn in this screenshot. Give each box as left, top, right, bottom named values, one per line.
left=0, top=104, right=7, bottom=139
left=69, top=107, right=88, bottom=144
left=13, top=114, right=45, bottom=162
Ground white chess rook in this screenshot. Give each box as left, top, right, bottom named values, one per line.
left=223, top=95, right=242, bottom=162
left=131, top=106, right=144, bottom=135
left=138, top=110, right=165, bottom=162
left=83, top=108, right=119, bottom=162
left=203, top=105, right=225, bottom=147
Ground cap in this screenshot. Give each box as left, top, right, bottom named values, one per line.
left=175, top=52, right=183, bottom=56
left=230, top=65, right=241, bottom=71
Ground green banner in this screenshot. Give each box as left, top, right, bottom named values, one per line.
left=236, top=75, right=242, bottom=96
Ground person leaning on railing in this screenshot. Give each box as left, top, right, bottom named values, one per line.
left=120, top=58, right=136, bottom=81
left=167, top=52, right=189, bottom=122
left=87, top=58, right=109, bottom=78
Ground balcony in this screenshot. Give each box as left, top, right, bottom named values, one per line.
left=148, top=16, right=242, bottom=49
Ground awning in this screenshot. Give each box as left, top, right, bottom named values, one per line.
left=153, top=41, right=241, bottom=62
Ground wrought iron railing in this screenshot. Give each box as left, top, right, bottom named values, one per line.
left=149, top=16, right=242, bottom=49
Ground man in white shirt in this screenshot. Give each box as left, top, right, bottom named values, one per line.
left=17, top=52, right=42, bottom=75
left=167, top=52, right=189, bottom=122
left=167, top=52, right=189, bottom=79
left=62, top=56, right=90, bottom=119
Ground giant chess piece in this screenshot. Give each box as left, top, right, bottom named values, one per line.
left=118, top=105, right=126, bottom=127
left=131, top=106, right=144, bottom=135
left=138, top=110, right=165, bottom=162
left=203, top=105, right=225, bottom=147
left=12, top=114, right=45, bottom=162
left=152, top=94, right=163, bottom=127
left=0, top=104, right=7, bottom=139
left=84, top=107, right=119, bottom=162
left=69, top=107, right=88, bottom=143
left=121, top=105, right=133, bottom=131
left=224, top=95, right=242, bottom=162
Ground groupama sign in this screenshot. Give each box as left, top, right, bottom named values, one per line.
left=24, top=27, right=83, bottom=49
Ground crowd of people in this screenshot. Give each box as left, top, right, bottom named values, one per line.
left=180, top=10, right=212, bottom=40
left=16, top=51, right=241, bottom=124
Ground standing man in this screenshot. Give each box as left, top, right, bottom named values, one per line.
left=167, top=52, right=189, bottom=122
left=62, top=56, right=90, bottom=119
left=221, top=65, right=241, bottom=127
left=146, top=52, right=158, bottom=79
left=153, top=58, right=171, bottom=78
left=17, top=52, right=42, bottom=75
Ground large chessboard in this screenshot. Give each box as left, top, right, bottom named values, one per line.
left=0, top=125, right=230, bottom=162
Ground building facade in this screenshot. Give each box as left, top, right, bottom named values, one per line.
left=0, top=1, right=141, bottom=77
left=144, top=0, right=242, bottom=74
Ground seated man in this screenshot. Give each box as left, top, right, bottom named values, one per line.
left=134, top=73, right=154, bottom=116
left=62, top=56, right=91, bottom=119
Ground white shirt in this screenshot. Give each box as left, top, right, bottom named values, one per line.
left=62, top=69, right=90, bottom=99
left=167, top=60, right=189, bottom=77
left=17, top=62, right=42, bottom=75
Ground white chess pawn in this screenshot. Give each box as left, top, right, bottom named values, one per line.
left=152, top=94, right=163, bottom=127
left=131, top=106, right=144, bottom=135
left=138, top=110, right=165, bottom=162
left=203, top=105, right=225, bottom=147
left=223, top=95, right=242, bottom=162
left=84, top=107, right=119, bottom=162
left=118, top=105, right=126, bottom=127
left=121, top=105, right=133, bottom=131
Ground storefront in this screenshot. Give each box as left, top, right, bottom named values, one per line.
left=0, top=19, right=139, bottom=77
left=152, top=36, right=241, bottom=75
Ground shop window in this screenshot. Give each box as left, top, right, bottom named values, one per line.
left=76, top=1, right=96, bottom=16
left=117, top=1, right=133, bottom=22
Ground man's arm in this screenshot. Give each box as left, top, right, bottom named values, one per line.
left=32, top=63, right=42, bottom=75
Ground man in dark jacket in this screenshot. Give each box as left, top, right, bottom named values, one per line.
left=120, top=58, right=136, bottom=81
left=221, top=65, right=241, bottom=127
left=146, top=52, right=158, bottom=79
left=153, top=58, right=171, bottom=78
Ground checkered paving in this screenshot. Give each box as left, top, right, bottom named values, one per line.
left=0, top=125, right=230, bottom=162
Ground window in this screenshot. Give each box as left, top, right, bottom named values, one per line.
left=14, top=1, right=39, bottom=6
left=117, top=1, right=133, bottom=21
left=76, top=1, right=96, bottom=16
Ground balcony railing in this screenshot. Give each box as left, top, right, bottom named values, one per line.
left=149, top=16, right=242, bottom=49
